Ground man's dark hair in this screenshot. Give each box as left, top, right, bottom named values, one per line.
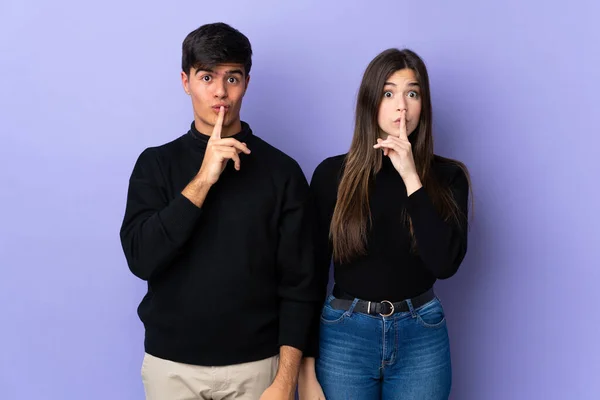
left=182, top=22, right=253, bottom=76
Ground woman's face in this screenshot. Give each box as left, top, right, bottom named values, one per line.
left=377, top=68, right=422, bottom=138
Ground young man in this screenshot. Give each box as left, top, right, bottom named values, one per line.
left=119, top=22, right=318, bottom=400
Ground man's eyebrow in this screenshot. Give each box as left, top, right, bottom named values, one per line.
left=225, top=69, right=244, bottom=76
left=195, top=68, right=213, bottom=75
left=195, top=68, right=244, bottom=76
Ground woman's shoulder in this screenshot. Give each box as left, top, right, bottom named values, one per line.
left=432, top=155, right=470, bottom=187
left=310, top=153, right=347, bottom=189
left=315, top=153, right=346, bottom=173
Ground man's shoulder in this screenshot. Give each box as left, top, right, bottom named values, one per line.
left=249, top=135, right=303, bottom=173
left=148, top=134, right=188, bottom=155
left=134, top=134, right=187, bottom=163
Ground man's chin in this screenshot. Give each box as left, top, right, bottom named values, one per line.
left=215, top=113, right=239, bottom=125
left=220, top=117, right=240, bottom=129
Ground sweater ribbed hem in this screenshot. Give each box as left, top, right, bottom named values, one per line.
left=144, top=326, right=280, bottom=367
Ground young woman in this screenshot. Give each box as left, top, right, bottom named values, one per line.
left=299, top=48, right=472, bottom=400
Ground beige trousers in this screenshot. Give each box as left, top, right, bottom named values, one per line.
left=141, top=353, right=279, bottom=400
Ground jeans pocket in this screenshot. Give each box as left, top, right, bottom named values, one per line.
left=320, top=296, right=347, bottom=324
left=416, top=298, right=446, bottom=329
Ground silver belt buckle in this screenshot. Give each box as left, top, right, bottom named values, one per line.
left=379, top=300, right=395, bottom=317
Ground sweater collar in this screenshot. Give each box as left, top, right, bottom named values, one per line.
left=185, top=120, right=252, bottom=150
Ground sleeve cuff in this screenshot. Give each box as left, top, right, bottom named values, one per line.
left=278, top=301, right=315, bottom=352
left=302, top=310, right=321, bottom=358
left=405, top=186, right=436, bottom=221
left=159, top=193, right=204, bottom=243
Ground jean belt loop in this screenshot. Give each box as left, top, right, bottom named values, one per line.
left=346, top=298, right=360, bottom=316
left=406, top=298, right=417, bottom=318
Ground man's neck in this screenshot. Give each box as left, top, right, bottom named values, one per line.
left=194, top=118, right=242, bottom=138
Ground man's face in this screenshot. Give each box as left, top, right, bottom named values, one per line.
left=181, top=63, right=250, bottom=136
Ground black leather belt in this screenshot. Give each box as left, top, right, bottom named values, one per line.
left=330, top=286, right=436, bottom=317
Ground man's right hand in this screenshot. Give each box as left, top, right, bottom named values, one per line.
left=197, top=106, right=251, bottom=185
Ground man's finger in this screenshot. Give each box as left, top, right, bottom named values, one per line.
left=213, top=138, right=251, bottom=154
left=224, top=148, right=241, bottom=170
left=231, top=151, right=241, bottom=170
left=216, top=148, right=242, bottom=170
left=212, top=145, right=244, bottom=155
left=211, top=106, right=225, bottom=140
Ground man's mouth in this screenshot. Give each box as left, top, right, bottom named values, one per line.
left=212, top=105, right=230, bottom=112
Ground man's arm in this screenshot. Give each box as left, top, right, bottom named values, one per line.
left=276, top=161, right=320, bottom=351
left=263, top=161, right=321, bottom=398
left=272, top=346, right=303, bottom=395
left=120, top=107, right=249, bottom=281
left=298, top=160, right=335, bottom=399
left=119, top=148, right=206, bottom=281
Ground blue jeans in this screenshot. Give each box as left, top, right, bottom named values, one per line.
left=315, top=293, right=451, bottom=400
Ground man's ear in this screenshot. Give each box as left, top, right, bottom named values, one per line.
left=181, top=71, right=190, bottom=95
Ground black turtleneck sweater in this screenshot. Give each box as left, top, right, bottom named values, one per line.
left=119, top=121, right=318, bottom=366
left=305, top=153, right=470, bottom=357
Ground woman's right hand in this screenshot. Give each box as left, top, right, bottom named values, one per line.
left=298, top=378, right=326, bottom=400
left=298, top=358, right=326, bottom=400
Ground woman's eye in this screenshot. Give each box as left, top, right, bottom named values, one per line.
left=408, top=90, right=420, bottom=98
left=384, top=91, right=393, bottom=98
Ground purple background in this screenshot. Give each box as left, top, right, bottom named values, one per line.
left=1, top=0, right=599, bottom=399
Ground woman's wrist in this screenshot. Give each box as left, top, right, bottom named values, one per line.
left=403, top=173, right=423, bottom=196
left=299, top=357, right=318, bottom=382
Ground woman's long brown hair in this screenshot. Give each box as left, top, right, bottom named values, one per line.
left=330, top=48, right=472, bottom=263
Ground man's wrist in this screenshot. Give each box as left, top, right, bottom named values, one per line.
left=271, top=376, right=296, bottom=392
left=271, top=345, right=302, bottom=393
left=182, top=175, right=212, bottom=207
left=192, top=173, right=213, bottom=189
